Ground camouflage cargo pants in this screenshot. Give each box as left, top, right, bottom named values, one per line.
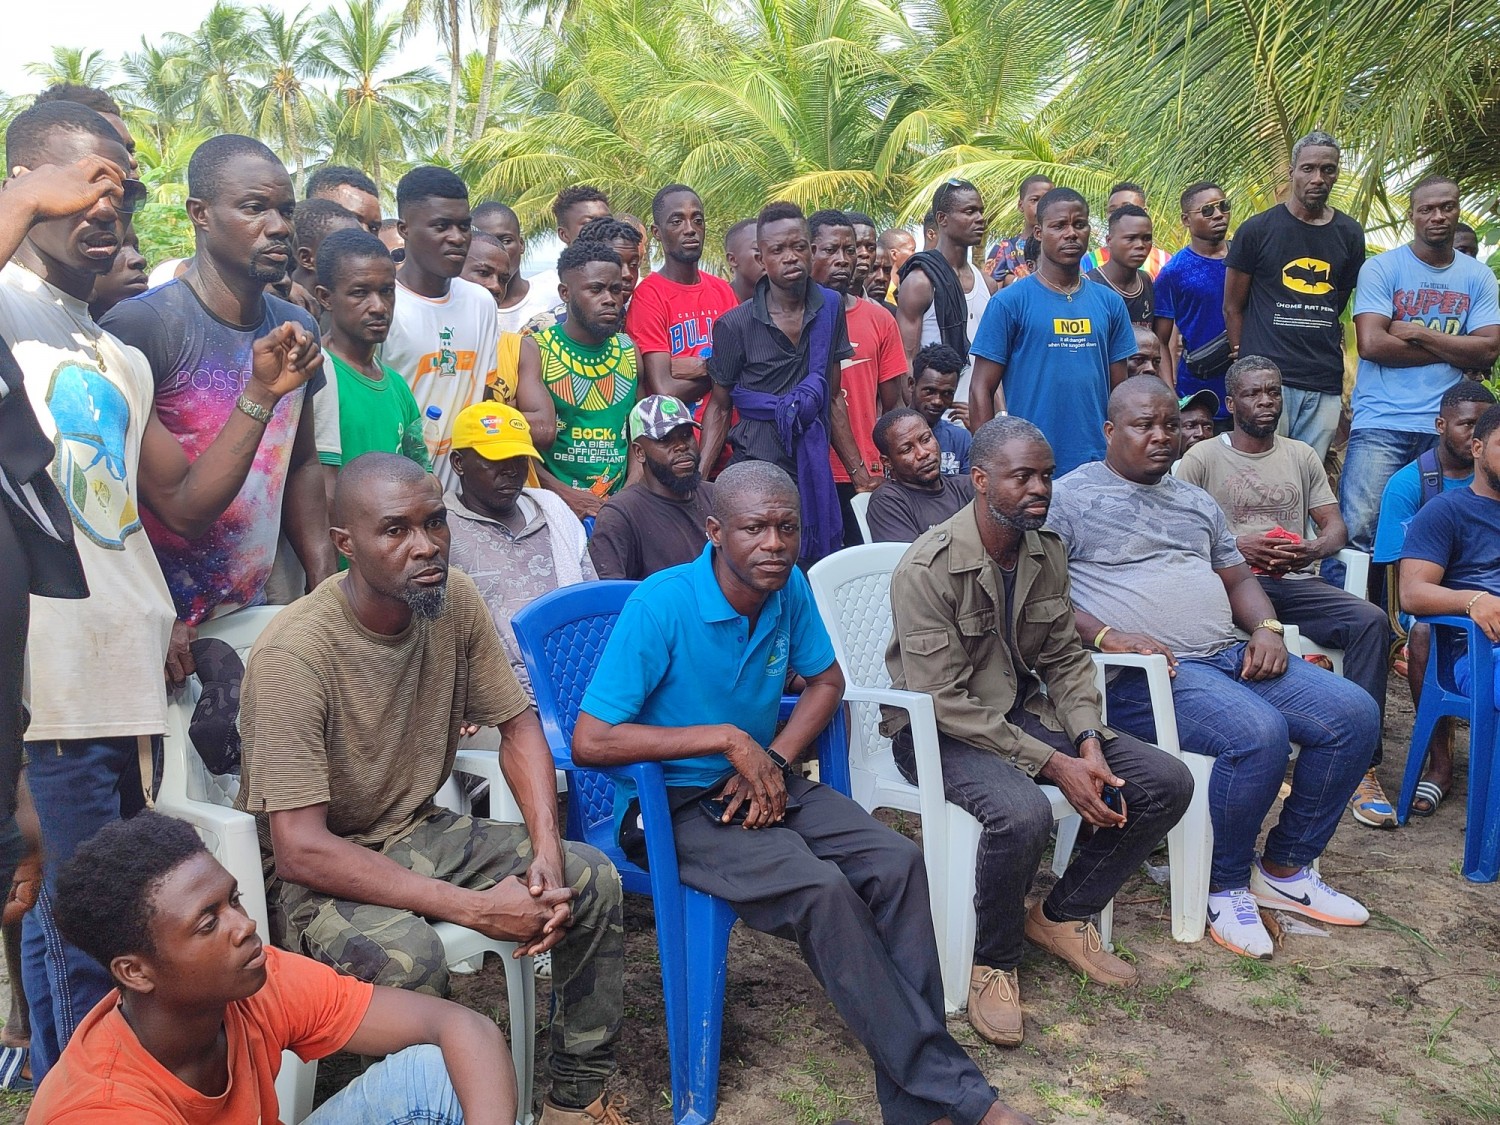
left=271, top=807, right=624, bottom=1108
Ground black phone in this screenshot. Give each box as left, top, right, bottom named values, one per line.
left=700, top=792, right=802, bottom=825
left=1101, top=784, right=1126, bottom=817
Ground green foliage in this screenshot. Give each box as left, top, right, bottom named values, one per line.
left=0, top=0, right=1495, bottom=261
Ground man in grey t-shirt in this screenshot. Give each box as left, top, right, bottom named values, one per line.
left=1047, top=376, right=1378, bottom=962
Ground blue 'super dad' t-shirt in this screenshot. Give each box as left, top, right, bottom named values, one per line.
left=969, top=275, right=1136, bottom=476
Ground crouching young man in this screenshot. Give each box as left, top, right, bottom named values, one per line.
left=573, top=461, right=1036, bottom=1125
left=30, top=812, right=514, bottom=1124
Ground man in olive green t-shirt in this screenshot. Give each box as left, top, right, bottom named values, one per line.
left=312, top=230, right=432, bottom=497
left=237, top=453, right=629, bottom=1124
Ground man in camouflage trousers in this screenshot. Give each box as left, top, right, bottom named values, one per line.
left=238, top=452, right=629, bottom=1125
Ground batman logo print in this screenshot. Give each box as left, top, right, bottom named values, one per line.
left=1282, top=257, right=1333, bottom=295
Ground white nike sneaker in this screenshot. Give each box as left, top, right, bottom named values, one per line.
left=1207, top=887, right=1273, bottom=959
left=1251, top=860, right=1369, bottom=926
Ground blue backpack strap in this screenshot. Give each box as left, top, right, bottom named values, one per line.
left=1416, top=447, right=1443, bottom=509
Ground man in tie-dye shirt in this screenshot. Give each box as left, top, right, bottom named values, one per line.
left=103, top=135, right=336, bottom=624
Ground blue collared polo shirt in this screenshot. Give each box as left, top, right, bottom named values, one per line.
left=580, top=543, right=837, bottom=823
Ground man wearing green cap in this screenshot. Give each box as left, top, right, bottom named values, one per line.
left=590, top=394, right=716, bottom=580
left=1178, top=388, right=1220, bottom=457
left=446, top=401, right=596, bottom=699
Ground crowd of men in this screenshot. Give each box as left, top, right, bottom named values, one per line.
left=0, top=78, right=1497, bottom=1125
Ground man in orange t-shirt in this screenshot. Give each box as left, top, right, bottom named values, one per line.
left=31, top=813, right=514, bottom=1125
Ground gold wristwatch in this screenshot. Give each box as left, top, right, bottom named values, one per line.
left=1255, top=619, right=1284, bottom=636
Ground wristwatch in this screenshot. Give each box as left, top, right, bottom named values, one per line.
left=765, top=747, right=791, bottom=772
left=235, top=393, right=274, bottom=425
left=1073, top=729, right=1103, bottom=750
left=1255, top=619, right=1285, bottom=636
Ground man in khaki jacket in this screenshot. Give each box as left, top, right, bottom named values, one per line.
left=884, top=417, right=1191, bottom=1048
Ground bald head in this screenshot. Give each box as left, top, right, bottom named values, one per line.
left=1107, top=374, right=1179, bottom=425
left=332, top=452, right=437, bottom=528
left=711, top=461, right=798, bottom=524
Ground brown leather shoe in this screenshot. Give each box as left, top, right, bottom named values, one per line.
left=540, top=1094, right=636, bottom=1125
left=1024, top=902, right=1137, bottom=987
left=967, top=965, right=1024, bottom=1046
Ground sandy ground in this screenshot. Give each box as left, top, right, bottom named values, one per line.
left=4, top=682, right=1498, bottom=1124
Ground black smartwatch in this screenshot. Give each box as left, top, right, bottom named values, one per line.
left=765, top=747, right=792, bottom=771
left=1073, top=729, right=1103, bottom=750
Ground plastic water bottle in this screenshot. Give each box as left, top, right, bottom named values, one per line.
left=422, top=405, right=444, bottom=459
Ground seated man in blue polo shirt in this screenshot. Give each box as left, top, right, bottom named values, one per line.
left=574, top=462, right=1035, bottom=1125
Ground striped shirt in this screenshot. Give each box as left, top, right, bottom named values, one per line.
left=237, top=570, right=529, bottom=852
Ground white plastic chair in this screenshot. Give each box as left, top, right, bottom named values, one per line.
left=155, top=606, right=536, bottom=1125
left=1295, top=548, right=1370, bottom=675
left=809, top=544, right=1136, bottom=1012
left=849, top=491, right=872, bottom=544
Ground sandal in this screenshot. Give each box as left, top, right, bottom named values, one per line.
left=0, top=1045, right=30, bottom=1091
left=1394, top=643, right=1410, bottom=680
left=1411, top=780, right=1446, bottom=817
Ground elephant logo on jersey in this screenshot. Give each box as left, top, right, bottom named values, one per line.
left=45, top=362, right=140, bottom=549
left=1282, top=258, right=1334, bottom=295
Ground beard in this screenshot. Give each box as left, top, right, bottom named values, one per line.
left=988, top=499, right=1047, bottom=532
left=1240, top=418, right=1278, bottom=440
left=647, top=455, right=701, bottom=496
left=402, top=576, right=449, bottom=620
left=1484, top=464, right=1500, bottom=494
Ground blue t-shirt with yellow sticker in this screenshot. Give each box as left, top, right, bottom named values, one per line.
left=580, top=544, right=837, bottom=827
left=970, top=274, right=1136, bottom=475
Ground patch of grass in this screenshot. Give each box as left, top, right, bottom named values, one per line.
left=1231, top=957, right=1278, bottom=983
left=1367, top=910, right=1445, bottom=959
left=1450, top=1060, right=1500, bottom=1120
left=1269, top=1059, right=1335, bottom=1125
left=1030, top=1079, right=1104, bottom=1116
left=1146, top=968, right=1196, bottom=1002
left=1378, top=1108, right=1399, bottom=1125
left=1422, top=1005, right=1463, bottom=1063
left=775, top=1055, right=864, bottom=1125
left=1250, top=982, right=1304, bottom=1014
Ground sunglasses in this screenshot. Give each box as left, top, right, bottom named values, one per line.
left=118, top=178, right=148, bottom=215
left=1193, top=199, right=1231, bottom=218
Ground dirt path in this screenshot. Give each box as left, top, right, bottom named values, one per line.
left=5, top=685, right=1498, bottom=1124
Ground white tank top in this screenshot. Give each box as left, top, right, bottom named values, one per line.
left=919, top=263, right=992, bottom=403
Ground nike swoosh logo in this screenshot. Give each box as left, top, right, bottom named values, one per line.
left=1207, top=907, right=1220, bottom=923
left=1263, top=885, right=1313, bottom=906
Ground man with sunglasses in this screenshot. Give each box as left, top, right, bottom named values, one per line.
left=1153, top=182, right=1233, bottom=419
left=0, top=101, right=308, bottom=1083
left=1225, top=132, right=1366, bottom=463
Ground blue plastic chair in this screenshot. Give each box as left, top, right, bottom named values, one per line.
left=511, top=581, right=849, bottom=1125
left=1396, top=614, right=1500, bottom=881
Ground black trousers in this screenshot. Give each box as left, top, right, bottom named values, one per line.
left=0, top=497, right=30, bottom=827
left=669, top=774, right=997, bottom=1125
left=895, top=714, right=1192, bottom=970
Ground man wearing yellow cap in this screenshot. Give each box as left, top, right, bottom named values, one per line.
left=447, top=402, right=596, bottom=698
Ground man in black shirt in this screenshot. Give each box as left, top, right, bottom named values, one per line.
left=1224, top=131, right=1365, bottom=462
left=865, top=409, right=974, bottom=543
left=589, top=394, right=715, bottom=579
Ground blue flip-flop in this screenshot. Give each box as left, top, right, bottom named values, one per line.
left=0, top=1044, right=30, bottom=1091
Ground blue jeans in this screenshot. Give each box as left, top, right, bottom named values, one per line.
left=304, top=1043, right=467, bottom=1124
left=21, top=736, right=155, bottom=1080
left=1276, top=386, right=1343, bottom=464
left=1105, top=643, right=1379, bottom=888
left=1341, top=428, right=1438, bottom=555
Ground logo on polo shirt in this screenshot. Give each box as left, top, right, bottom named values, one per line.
left=766, top=632, right=790, bottom=678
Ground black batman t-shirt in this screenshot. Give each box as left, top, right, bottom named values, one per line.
left=1225, top=204, right=1365, bottom=394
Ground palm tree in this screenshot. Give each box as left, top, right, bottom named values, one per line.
left=402, top=0, right=466, bottom=159
left=117, top=42, right=197, bottom=150
left=244, top=4, right=331, bottom=177
left=23, top=47, right=118, bottom=91
left=162, top=2, right=256, bottom=133
left=319, top=0, right=446, bottom=194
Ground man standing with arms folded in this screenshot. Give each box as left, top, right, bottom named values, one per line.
left=1153, top=182, right=1232, bottom=418
left=627, top=185, right=739, bottom=406
left=1224, top=132, right=1365, bottom=463
left=377, top=166, right=499, bottom=489
left=968, top=187, right=1137, bottom=475
left=1342, top=175, right=1500, bottom=566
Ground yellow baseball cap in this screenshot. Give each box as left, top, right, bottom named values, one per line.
left=450, top=402, right=541, bottom=461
